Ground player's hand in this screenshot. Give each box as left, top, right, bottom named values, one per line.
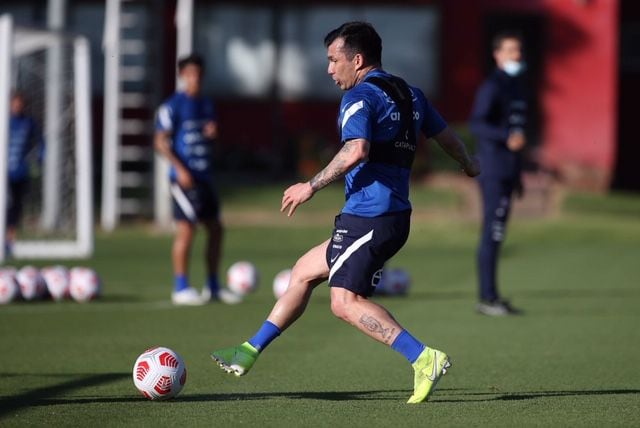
left=507, top=131, right=526, bottom=152
left=203, top=121, right=218, bottom=140
left=462, top=157, right=481, bottom=177
left=177, top=168, right=194, bottom=190
left=281, top=182, right=314, bottom=217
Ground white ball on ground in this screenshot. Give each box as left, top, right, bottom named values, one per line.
left=377, top=268, right=411, bottom=296
left=0, top=268, right=20, bottom=304
left=16, top=266, right=47, bottom=301
left=41, top=266, right=70, bottom=301
left=133, top=346, right=187, bottom=400
left=272, top=269, right=292, bottom=299
left=226, top=261, right=259, bottom=295
left=69, top=267, right=101, bottom=303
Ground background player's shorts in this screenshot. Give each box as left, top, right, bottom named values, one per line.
left=170, top=178, right=220, bottom=223
left=7, top=179, right=28, bottom=227
left=326, top=210, right=410, bottom=297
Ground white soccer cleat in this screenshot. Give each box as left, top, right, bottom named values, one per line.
left=171, top=287, right=205, bottom=306
left=201, top=287, right=243, bottom=305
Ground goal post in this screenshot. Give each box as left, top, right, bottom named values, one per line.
left=0, top=14, right=94, bottom=262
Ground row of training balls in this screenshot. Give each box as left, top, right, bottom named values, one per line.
left=227, top=261, right=411, bottom=300
left=0, top=265, right=101, bottom=304
left=132, top=267, right=411, bottom=401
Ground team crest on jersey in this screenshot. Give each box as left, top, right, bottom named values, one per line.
left=333, top=233, right=343, bottom=243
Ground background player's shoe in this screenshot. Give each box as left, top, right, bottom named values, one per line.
left=171, top=287, right=205, bottom=306
left=476, top=299, right=521, bottom=316
left=407, top=347, right=451, bottom=404
left=211, top=342, right=259, bottom=376
left=201, top=287, right=243, bottom=305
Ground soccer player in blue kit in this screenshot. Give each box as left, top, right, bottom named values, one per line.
left=212, top=22, right=480, bottom=403
left=5, top=92, right=43, bottom=255
left=155, top=54, right=240, bottom=306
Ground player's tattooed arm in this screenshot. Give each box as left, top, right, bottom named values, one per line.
left=309, top=139, right=370, bottom=192
left=359, top=314, right=397, bottom=344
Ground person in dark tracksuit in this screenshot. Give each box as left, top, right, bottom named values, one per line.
left=470, top=31, right=527, bottom=316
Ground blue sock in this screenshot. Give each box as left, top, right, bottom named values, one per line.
left=174, top=274, right=189, bottom=292
left=391, top=330, right=426, bottom=364
left=248, top=321, right=281, bottom=352
left=206, top=275, right=220, bottom=294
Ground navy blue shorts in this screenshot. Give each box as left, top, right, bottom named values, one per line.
left=7, top=179, right=28, bottom=227
left=170, top=178, right=220, bottom=223
left=326, top=210, right=411, bottom=297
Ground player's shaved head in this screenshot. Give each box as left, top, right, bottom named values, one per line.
left=324, top=21, right=382, bottom=66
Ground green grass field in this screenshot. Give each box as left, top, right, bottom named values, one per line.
left=1, top=186, right=639, bottom=426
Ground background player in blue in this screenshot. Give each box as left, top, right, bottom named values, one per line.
left=470, top=31, right=527, bottom=316
left=154, top=54, right=240, bottom=306
left=5, top=92, right=43, bottom=255
left=212, top=22, right=480, bottom=404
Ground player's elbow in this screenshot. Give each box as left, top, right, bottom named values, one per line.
left=153, top=133, right=167, bottom=153
left=352, top=140, right=370, bottom=163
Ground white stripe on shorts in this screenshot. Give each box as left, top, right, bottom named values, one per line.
left=170, top=183, right=197, bottom=222
left=328, top=229, right=374, bottom=282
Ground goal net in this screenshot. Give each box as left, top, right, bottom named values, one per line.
left=0, top=15, right=93, bottom=262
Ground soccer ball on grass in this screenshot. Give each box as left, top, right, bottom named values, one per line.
left=133, top=347, right=187, bottom=400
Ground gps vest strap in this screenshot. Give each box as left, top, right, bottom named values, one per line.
left=364, top=75, right=417, bottom=169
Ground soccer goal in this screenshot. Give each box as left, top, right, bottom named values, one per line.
left=0, top=14, right=93, bottom=262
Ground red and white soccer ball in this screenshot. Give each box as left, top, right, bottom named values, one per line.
left=69, top=267, right=101, bottom=303
left=227, top=261, right=259, bottom=295
left=378, top=268, right=411, bottom=296
left=133, top=347, right=187, bottom=400
left=0, top=268, right=19, bottom=304
left=16, top=266, right=47, bottom=301
left=273, top=269, right=291, bottom=299
left=41, top=266, right=70, bottom=301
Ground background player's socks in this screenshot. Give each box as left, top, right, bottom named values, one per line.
left=391, top=330, right=426, bottom=364
left=248, top=320, right=281, bottom=352
left=206, top=275, right=220, bottom=295
left=174, top=274, right=189, bottom=292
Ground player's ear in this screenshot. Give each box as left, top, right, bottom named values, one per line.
left=353, top=53, right=364, bottom=69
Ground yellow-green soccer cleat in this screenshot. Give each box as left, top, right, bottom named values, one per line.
left=407, top=347, right=451, bottom=404
left=211, top=342, right=259, bottom=376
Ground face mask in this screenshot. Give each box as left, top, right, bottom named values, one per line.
left=502, top=60, right=525, bottom=76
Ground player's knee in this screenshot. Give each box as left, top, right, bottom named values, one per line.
left=330, top=290, right=354, bottom=321
left=330, top=297, right=349, bottom=321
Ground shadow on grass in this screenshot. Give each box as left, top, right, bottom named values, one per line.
left=0, top=373, right=129, bottom=417
left=7, top=386, right=640, bottom=408
left=433, top=388, right=640, bottom=403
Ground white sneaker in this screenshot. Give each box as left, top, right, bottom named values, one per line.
left=201, top=287, right=243, bottom=305
left=171, top=287, right=205, bottom=306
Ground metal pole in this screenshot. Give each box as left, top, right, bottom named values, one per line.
left=101, top=0, right=121, bottom=231
left=42, top=0, right=67, bottom=230
left=0, top=15, right=13, bottom=263
left=74, top=36, right=93, bottom=256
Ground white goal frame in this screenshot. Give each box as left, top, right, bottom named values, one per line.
left=0, top=14, right=93, bottom=262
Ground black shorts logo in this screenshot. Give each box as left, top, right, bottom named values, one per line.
left=371, top=269, right=383, bottom=288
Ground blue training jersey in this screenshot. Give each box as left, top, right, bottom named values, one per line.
left=8, top=114, right=42, bottom=182
left=338, top=69, right=447, bottom=217
left=155, top=92, right=217, bottom=181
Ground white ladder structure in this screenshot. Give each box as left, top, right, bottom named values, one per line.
left=101, top=0, right=163, bottom=231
